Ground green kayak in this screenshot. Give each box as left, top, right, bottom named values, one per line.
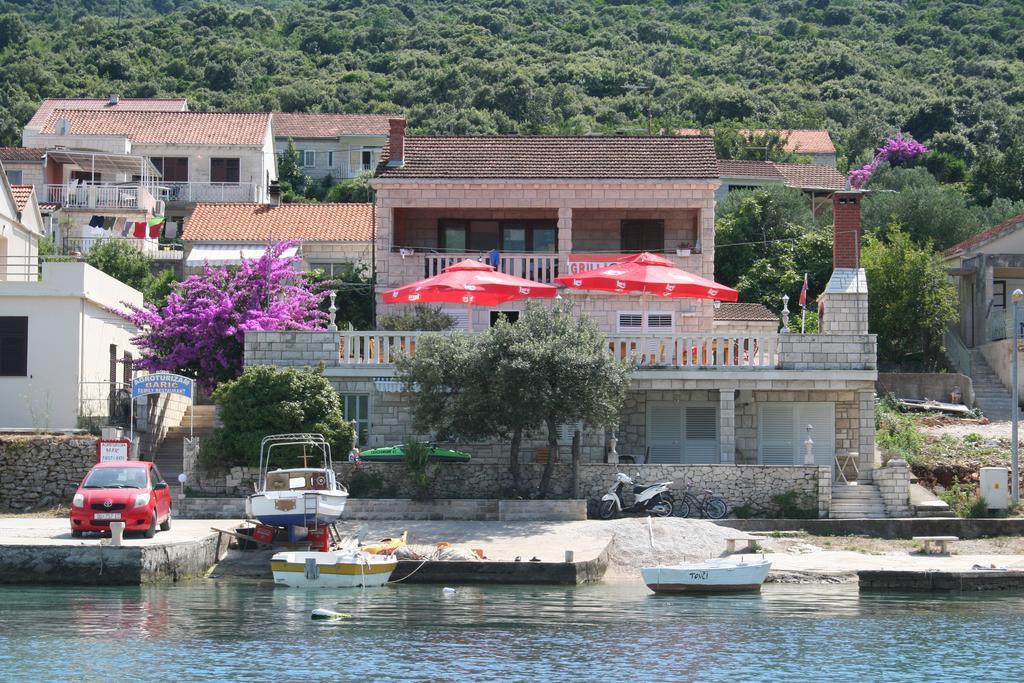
left=358, top=444, right=472, bottom=463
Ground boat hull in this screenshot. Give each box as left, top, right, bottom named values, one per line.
left=641, top=559, right=772, bottom=593
left=247, top=491, right=348, bottom=527
left=271, top=550, right=397, bottom=588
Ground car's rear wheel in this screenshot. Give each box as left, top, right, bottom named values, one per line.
left=160, top=510, right=171, bottom=532
left=144, top=510, right=157, bottom=538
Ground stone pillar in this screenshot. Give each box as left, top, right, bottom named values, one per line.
left=857, top=388, right=878, bottom=475
left=375, top=205, right=394, bottom=290
left=557, top=207, right=573, bottom=274
left=719, top=388, right=736, bottom=464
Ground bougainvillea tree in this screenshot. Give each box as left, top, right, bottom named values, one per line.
left=850, top=133, right=929, bottom=188
left=124, top=241, right=327, bottom=389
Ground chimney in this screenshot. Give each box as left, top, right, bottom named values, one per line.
left=386, top=117, right=406, bottom=168
left=268, top=180, right=281, bottom=207
left=108, top=94, right=120, bottom=106
left=832, top=190, right=861, bottom=269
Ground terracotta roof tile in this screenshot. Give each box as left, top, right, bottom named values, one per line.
left=676, top=128, right=836, bottom=155
left=717, top=160, right=784, bottom=179
left=0, top=147, right=46, bottom=161
left=378, top=135, right=719, bottom=179
left=944, top=212, right=1024, bottom=257
left=273, top=113, right=396, bottom=138
left=10, top=185, right=34, bottom=212
left=26, top=97, right=188, bottom=130
left=181, top=203, right=374, bottom=242
left=773, top=163, right=847, bottom=191
left=41, top=110, right=270, bottom=146
left=713, top=302, right=779, bottom=322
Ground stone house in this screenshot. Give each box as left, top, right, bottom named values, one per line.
left=677, top=128, right=838, bottom=166
left=271, top=113, right=395, bottom=182
left=180, top=201, right=373, bottom=273
left=245, top=122, right=880, bottom=514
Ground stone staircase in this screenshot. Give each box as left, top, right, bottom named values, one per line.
left=969, top=350, right=1014, bottom=421
left=151, top=404, right=219, bottom=481
left=830, top=482, right=887, bottom=519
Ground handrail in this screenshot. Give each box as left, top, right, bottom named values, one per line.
left=943, top=327, right=972, bottom=376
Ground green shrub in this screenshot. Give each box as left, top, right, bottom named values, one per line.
left=379, top=305, right=454, bottom=331
left=403, top=441, right=437, bottom=501
left=731, top=503, right=757, bottom=519
left=940, top=478, right=988, bottom=518
left=204, top=365, right=354, bottom=467
left=875, top=395, right=925, bottom=462
left=771, top=490, right=817, bottom=519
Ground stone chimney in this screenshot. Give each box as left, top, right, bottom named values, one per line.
left=267, top=180, right=281, bottom=207
left=386, top=117, right=406, bottom=168
left=819, top=190, right=868, bottom=335
left=108, top=94, right=120, bottom=106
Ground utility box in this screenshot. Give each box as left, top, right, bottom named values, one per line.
left=980, top=467, right=1010, bottom=510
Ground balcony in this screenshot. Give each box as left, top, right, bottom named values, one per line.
left=424, top=252, right=561, bottom=284
left=45, top=183, right=153, bottom=211
left=63, top=236, right=183, bottom=261
left=159, top=182, right=259, bottom=203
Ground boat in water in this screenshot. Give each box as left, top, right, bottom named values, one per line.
left=271, top=549, right=398, bottom=588
left=246, top=434, right=348, bottom=528
left=641, top=558, right=772, bottom=593
left=358, top=443, right=471, bottom=463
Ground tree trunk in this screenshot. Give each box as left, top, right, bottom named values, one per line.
left=508, top=426, right=522, bottom=496
left=570, top=429, right=581, bottom=499
left=539, top=415, right=559, bottom=498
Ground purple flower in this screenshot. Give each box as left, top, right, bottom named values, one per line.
left=849, top=133, right=928, bottom=189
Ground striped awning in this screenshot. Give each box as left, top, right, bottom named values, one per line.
left=184, top=244, right=298, bottom=266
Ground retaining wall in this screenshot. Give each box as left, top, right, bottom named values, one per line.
left=0, top=435, right=97, bottom=510
left=872, top=459, right=912, bottom=517
left=876, top=373, right=974, bottom=408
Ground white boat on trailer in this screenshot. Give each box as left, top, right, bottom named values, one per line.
left=272, top=549, right=398, bottom=588
left=246, top=433, right=349, bottom=528
left=641, top=558, right=772, bottom=593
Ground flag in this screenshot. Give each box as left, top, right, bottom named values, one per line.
left=799, top=273, right=808, bottom=308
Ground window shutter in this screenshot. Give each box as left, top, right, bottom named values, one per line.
left=646, top=313, right=673, bottom=330
left=797, top=403, right=835, bottom=467
left=557, top=421, right=582, bottom=446
left=759, top=405, right=795, bottom=465
left=647, top=404, right=681, bottom=464
left=618, top=313, right=642, bottom=331
left=683, top=405, right=718, bottom=463
left=442, top=308, right=470, bottom=330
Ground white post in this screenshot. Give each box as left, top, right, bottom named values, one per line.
left=803, top=424, right=814, bottom=465
left=1013, top=289, right=1022, bottom=503
left=781, top=295, right=790, bottom=333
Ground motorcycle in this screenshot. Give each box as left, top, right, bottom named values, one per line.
left=598, top=472, right=674, bottom=519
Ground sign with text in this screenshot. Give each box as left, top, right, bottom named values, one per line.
left=131, top=372, right=195, bottom=399
left=97, top=439, right=131, bottom=463
left=566, top=253, right=621, bottom=274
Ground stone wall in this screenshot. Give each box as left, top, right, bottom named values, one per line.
left=186, top=461, right=826, bottom=517
left=778, top=333, right=877, bottom=370
left=244, top=330, right=339, bottom=369
left=0, top=435, right=98, bottom=510
left=872, top=459, right=912, bottom=517
left=876, top=373, right=974, bottom=408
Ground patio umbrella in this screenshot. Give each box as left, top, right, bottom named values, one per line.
left=382, top=259, right=557, bottom=330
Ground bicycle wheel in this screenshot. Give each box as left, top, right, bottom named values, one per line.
left=703, top=496, right=728, bottom=520
left=676, top=494, right=699, bottom=518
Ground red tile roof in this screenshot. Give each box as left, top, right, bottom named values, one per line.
left=713, top=302, right=779, bottom=322
left=181, top=203, right=374, bottom=242
left=0, top=147, right=46, bottom=161
left=773, top=163, right=847, bottom=191
left=10, top=185, right=34, bottom=212
left=944, top=213, right=1024, bottom=257
left=717, top=160, right=784, bottom=179
left=26, top=97, right=188, bottom=130
left=40, top=110, right=270, bottom=146
left=676, top=128, right=836, bottom=155
left=378, top=135, right=719, bottom=179
left=273, top=113, right=396, bottom=138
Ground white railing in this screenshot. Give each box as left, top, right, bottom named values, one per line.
left=0, top=254, right=42, bottom=282
left=46, top=184, right=145, bottom=209
left=337, top=331, right=779, bottom=369
left=160, top=182, right=258, bottom=203
left=62, top=236, right=182, bottom=260
left=423, top=252, right=561, bottom=284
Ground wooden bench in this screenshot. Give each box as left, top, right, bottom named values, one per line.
left=725, top=536, right=760, bottom=553
left=913, top=536, right=959, bottom=555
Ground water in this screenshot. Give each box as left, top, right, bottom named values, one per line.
left=1, top=580, right=1022, bottom=682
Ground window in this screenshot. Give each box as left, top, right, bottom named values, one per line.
left=994, top=281, right=1007, bottom=309
left=70, top=170, right=101, bottom=183
left=210, top=158, right=240, bottom=184
left=617, top=312, right=673, bottom=332
left=621, top=219, right=665, bottom=252
left=342, top=394, right=370, bottom=446
left=361, top=150, right=374, bottom=171
left=308, top=261, right=356, bottom=277
left=758, top=403, right=835, bottom=466
left=489, top=310, right=520, bottom=326
left=440, top=220, right=468, bottom=252
left=0, top=317, right=27, bottom=376
left=646, top=403, right=718, bottom=464
left=151, top=157, right=189, bottom=182
left=439, top=219, right=556, bottom=253
left=6, top=170, right=22, bottom=184
left=327, top=151, right=335, bottom=168
left=303, top=150, right=315, bottom=167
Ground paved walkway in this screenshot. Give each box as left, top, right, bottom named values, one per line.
left=0, top=518, right=242, bottom=546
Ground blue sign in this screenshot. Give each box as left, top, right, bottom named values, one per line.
left=132, top=372, right=194, bottom=399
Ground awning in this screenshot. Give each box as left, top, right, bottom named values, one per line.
left=45, top=149, right=161, bottom=178
left=185, top=244, right=298, bottom=266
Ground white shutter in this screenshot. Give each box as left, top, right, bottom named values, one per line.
left=683, top=405, right=718, bottom=464
left=557, top=421, right=583, bottom=446
left=646, top=313, right=673, bottom=330
left=797, top=403, right=835, bottom=467
left=759, top=404, right=795, bottom=465
left=442, top=307, right=470, bottom=330
left=647, top=404, right=682, bottom=464
left=618, top=313, right=642, bottom=331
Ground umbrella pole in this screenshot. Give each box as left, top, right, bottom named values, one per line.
left=642, top=293, right=649, bottom=364
left=467, top=302, right=473, bottom=332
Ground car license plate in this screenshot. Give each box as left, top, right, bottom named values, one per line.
left=94, top=512, right=122, bottom=520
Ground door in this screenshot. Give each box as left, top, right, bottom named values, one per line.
left=683, top=406, right=718, bottom=463
left=647, top=403, right=682, bottom=463
left=647, top=402, right=719, bottom=464
left=621, top=220, right=664, bottom=253
left=150, top=465, right=171, bottom=519
left=758, top=403, right=835, bottom=465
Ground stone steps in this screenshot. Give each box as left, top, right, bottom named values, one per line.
left=830, top=483, right=887, bottom=519
left=969, top=351, right=1014, bottom=421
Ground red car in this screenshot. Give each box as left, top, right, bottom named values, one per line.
left=70, top=461, right=172, bottom=538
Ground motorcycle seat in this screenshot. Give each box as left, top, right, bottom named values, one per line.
left=633, top=486, right=648, bottom=494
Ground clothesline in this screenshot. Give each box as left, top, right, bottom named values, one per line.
left=86, top=215, right=172, bottom=239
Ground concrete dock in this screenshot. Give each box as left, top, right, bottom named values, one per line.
left=0, top=518, right=239, bottom=585
left=859, top=568, right=1024, bottom=592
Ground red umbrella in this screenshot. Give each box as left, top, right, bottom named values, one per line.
left=383, top=259, right=556, bottom=329
left=554, top=252, right=738, bottom=301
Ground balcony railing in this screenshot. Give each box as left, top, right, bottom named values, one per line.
left=337, top=331, right=780, bottom=369
left=63, top=236, right=183, bottom=260
left=423, top=252, right=561, bottom=284
left=45, top=184, right=147, bottom=210
left=160, top=182, right=258, bottom=203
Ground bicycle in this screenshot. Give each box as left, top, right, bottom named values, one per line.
left=673, top=479, right=729, bottom=519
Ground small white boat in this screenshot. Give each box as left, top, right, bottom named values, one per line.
left=272, top=549, right=398, bottom=588
left=246, top=434, right=349, bottom=527
left=641, top=557, right=772, bottom=593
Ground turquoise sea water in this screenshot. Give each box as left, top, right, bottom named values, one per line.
left=0, top=580, right=1021, bottom=682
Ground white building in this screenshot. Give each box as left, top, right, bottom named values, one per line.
left=272, top=113, right=394, bottom=182
left=0, top=162, right=43, bottom=282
